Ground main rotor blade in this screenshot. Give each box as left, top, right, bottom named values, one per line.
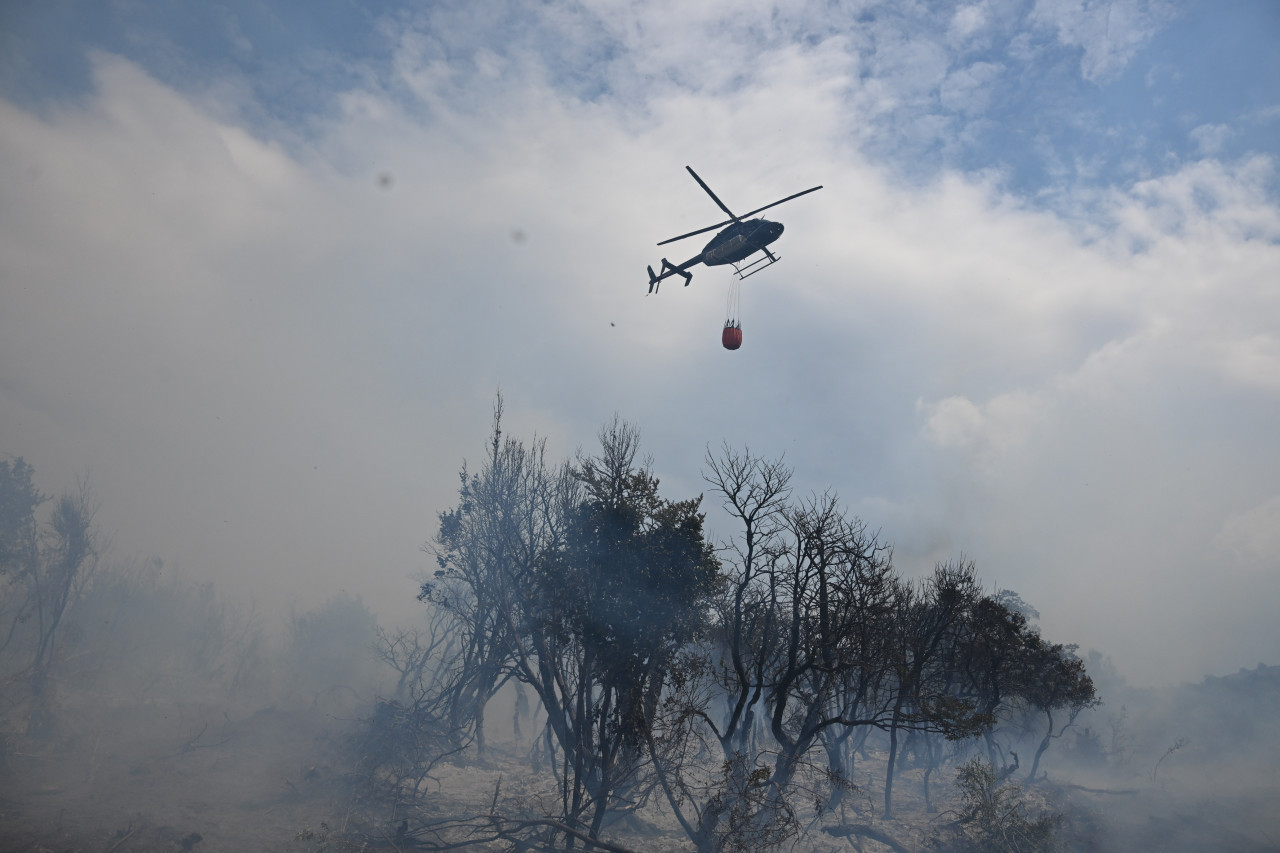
left=736, top=185, right=823, bottom=219
left=655, top=179, right=824, bottom=246
left=657, top=217, right=735, bottom=246
left=686, top=166, right=739, bottom=222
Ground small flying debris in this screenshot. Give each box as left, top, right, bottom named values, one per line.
left=647, top=166, right=821, bottom=350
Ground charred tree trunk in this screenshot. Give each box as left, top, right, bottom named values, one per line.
left=822, top=728, right=849, bottom=809
left=921, top=732, right=937, bottom=812
left=884, top=712, right=901, bottom=818
left=883, top=679, right=919, bottom=819
left=1028, top=707, right=1054, bottom=782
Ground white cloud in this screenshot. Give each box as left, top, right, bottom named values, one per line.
left=1031, top=0, right=1178, bottom=81
left=1219, top=334, right=1280, bottom=394
left=923, top=396, right=987, bottom=449
left=1190, top=122, right=1231, bottom=157
left=896, top=148, right=1280, bottom=682
left=950, top=3, right=991, bottom=39
left=1217, top=495, right=1280, bottom=568
left=920, top=390, right=1043, bottom=463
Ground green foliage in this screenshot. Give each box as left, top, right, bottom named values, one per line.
left=940, top=758, right=1061, bottom=853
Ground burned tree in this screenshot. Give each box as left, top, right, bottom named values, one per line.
left=646, top=445, right=797, bottom=853
left=1018, top=638, right=1098, bottom=781
left=0, top=460, right=98, bottom=736
left=659, top=450, right=947, bottom=845
left=880, top=561, right=993, bottom=817
left=763, top=491, right=902, bottom=799
left=0, top=458, right=43, bottom=663
left=906, top=587, right=1038, bottom=809
left=958, top=592, right=1038, bottom=773
left=426, top=397, right=578, bottom=757
left=426, top=411, right=718, bottom=845
left=655, top=450, right=998, bottom=849
left=378, top=422, right=1100, bottom=851
left=513, top=417, right=719, bottom=841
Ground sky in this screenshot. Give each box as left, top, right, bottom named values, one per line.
left=1, top=0, right=1277, bottom=686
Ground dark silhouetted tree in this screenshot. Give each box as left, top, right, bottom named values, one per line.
left=427, top=396, right=578, bottom=757
left=429, top=411, right=718, bottom=845
left=648, top=444, right=797, bottom=853
left=519, top=417, right=719, bottom=841
left=388, top=421, right=1101, bottom=852
left=0, top=460, right=98, bottom=735
left=0, top=458, right=43, bottom=662
left=881, top=561, right=991, bottom=817
left=1019, top=638, right=1098, bottom=781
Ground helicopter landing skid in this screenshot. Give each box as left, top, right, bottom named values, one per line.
left=733, top=252, right=779, bottom=280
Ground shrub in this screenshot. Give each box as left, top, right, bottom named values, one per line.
left=937, top=758, right=1061, bottom=853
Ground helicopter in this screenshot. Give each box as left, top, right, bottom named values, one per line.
left=647, top=166, right=822, bottom=293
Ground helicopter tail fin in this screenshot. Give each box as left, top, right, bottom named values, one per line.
left=647, top=258, right=693, bottom=294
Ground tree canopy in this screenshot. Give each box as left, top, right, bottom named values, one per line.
left=411, top=409, right=1097, bottom=852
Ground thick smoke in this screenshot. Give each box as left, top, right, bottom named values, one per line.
left=2, top=419, right=1278, bottom=852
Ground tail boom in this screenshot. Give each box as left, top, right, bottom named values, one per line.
left=647, top=256, right=697, bottom=293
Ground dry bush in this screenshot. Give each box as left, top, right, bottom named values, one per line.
left=932, top=758, right=1061, bottom=853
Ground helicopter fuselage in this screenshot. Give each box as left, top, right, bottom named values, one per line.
left=703, top=219, right=784, bottom=266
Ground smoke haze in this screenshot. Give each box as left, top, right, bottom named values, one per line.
left=1, top=9, right=1279, bottom=848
